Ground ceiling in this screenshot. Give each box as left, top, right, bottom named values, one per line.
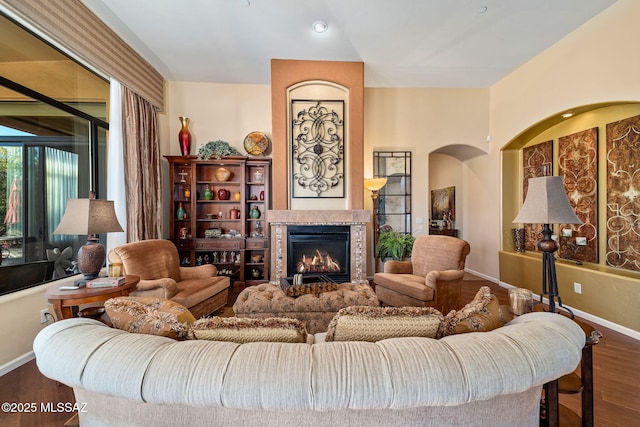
left=79, top=0, right=615, bottom=88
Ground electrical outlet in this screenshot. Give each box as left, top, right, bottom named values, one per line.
left=40, top=308, right=49, bottom=324
left=416, top=217, right=423, bottom=225
left=573, top=282, right=582, bottom=294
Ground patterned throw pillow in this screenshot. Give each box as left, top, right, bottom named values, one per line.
left=188, top=317, right=308, bottom=343
left=441, top=286, right=502, bottom=336
left=104, top=297, right=196, bottom=339
left=325, top=306, right=444, bottom=342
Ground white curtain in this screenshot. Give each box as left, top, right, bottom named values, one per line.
left=46, top=147, right=78, bottom=244
left=106, top=78, right=127, bottom=257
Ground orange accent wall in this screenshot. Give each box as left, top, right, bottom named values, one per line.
left=271, top=59, right=364, bottom=210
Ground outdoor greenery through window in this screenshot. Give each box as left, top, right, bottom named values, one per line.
left=0, top=14, right=109, bottom=294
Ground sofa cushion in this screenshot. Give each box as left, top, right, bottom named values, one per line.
left=441, top=286, right=502, bottom=336
left=372, top=273, right=435, bottom=300
left=170, top=276, right=229, bottom=310
left=188, top=317, right=308, bottom=343
left=104, top=297, right=196, bottom=339
left=325, top=306, right=444, bottom=342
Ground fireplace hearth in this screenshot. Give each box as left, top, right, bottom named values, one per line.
left=287, top=225, right=350, bottom=283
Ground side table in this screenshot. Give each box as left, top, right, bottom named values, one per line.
left=499, top=306, right=601, bottom=427
left=43, top=275, right=140, bottom=320
left=544, top=318, right=601, bottom=427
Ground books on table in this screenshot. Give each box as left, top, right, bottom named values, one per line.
left=86, top=276, right=126, bottom=288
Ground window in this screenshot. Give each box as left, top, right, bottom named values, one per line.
left=373, top=151, right=412, bottom=234
left=0, top=14, right=109, bottom=290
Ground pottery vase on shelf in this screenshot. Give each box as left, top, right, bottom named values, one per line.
left=176, top=202, right=185, bottom=220
left=249, top=206, right=261, bottom=219
left=217, top=188, right=230, bottom=200
left=178, top=117, right=191, bottom=156
left=215, top=167, right=232, bottom=182
left=202, top=185, right=213, bottom=200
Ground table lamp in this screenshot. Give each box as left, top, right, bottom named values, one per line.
left=364, top=177, right=388, bottom=273
left=53, top=198, right=124, bottom=284
left=512, top=176, right=582, bottom=316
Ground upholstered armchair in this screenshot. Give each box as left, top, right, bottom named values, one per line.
left=108, top=239, right=229, bottom=318
left=373, top=235, right=470, bottom=314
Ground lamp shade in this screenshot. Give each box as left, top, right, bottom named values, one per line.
left=364, top=178, right=387, bottom=192
left=513, top=176, right=582, bottom=225
left=53, top=199, right=124, bottom=235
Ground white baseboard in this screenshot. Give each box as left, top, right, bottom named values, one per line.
left=465, top=268, right=640, bottom=341
left=464, top=268, right=500, bottom=284
left=0, top=351, right=34, bottom=377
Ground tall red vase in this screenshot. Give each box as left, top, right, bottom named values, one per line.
left=178, top=116, right=191, bottom=156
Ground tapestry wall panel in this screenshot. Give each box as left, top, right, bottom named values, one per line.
left=558, top=128, right=598, bottom=263
left=522, top=140, right=553, bottom=251
left=606, top=115, right=640, bottom=271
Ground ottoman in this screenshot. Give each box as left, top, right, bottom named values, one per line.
left=233, top=282, right=379, bottom=334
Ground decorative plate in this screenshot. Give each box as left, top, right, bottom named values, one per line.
left=243, top=131, right=270, bottom=156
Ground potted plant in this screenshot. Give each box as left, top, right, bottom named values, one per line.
left=197, top=140, right=242, bottom=160
left=375, top=231, right=415, bottom=261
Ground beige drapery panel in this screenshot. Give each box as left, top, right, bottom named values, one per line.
left=122, top=86, right=162, bottom=241
left=0, top=0, right=164, bottom=110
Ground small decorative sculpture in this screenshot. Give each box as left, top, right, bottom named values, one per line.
left=46, top=246, right=74, bottom=279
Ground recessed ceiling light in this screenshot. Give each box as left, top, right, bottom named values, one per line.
left=479, top=6, right=488, bottom=14
left=312, top=20, right=328, bottom=33
left=240, top=0, right=250, bottom=6
left=561, top=112, right=574, bottom=118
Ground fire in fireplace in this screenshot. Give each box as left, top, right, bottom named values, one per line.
left=287, top=225, right=350, bottom=283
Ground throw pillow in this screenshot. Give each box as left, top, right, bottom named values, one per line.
left=188, top=317, right=308, bottom=343
left=104, top=297, right=196, bottom=339
left=441, top=286, right=502, bottom=336
left=325, top=306, right=444, bottom=342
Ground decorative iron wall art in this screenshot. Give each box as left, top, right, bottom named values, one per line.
left=606, top=115, right=640, bottom=271
left=558, top=127, right=598, bottom=263
left=522, top=140, right=553, bottom=251
left=291, top=100, right=344, bottom=198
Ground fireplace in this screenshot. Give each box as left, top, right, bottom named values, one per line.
left=287, top=225, right=350, bottom=283
left=267, top=210, right=369, bottom=284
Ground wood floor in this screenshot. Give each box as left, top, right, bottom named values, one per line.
left=0, top=274, right=638, bottom=426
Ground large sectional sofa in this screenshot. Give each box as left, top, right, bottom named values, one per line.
left=33, top=312, right=584, bottom=426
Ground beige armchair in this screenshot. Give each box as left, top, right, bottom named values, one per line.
left=108, top=239, right=229, bottom=318
left=373, top=235, right=470, bottom=314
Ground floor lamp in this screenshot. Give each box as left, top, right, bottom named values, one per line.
left=364, top=178, right=387, bottom=273
left=513, top=176, right=582, bottom=317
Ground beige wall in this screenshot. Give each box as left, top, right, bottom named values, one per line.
left=0, top=285, right=53, bottom=373
left=161, top=81, right=272, bottom=157
left=363, top=87, right=490, bottom=275
left=492, top=0, right=640, bottom=333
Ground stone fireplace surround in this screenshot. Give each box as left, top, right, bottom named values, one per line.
left=267, top=210, right=370, bottom=284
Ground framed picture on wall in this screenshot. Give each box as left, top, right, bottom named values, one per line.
left=430, top=186, right=455, bottom=221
